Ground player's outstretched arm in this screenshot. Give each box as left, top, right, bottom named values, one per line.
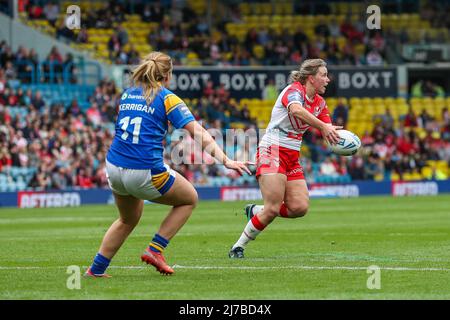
left=288, top=103, right=342, bottom=144
left=183, top=121, right=253, bottom=175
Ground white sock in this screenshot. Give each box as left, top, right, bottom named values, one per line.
left=232, top=219, right=263, bottom=249
left=253, top=205, right=264, bottom=215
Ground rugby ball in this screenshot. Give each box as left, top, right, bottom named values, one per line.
left=329, top=130, right=361, bottom=156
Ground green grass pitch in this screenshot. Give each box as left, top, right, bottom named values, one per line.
left=0, top=195, right=449, bottom=299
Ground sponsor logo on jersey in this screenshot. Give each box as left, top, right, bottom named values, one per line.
left=127, top=94, right=144, bottom=99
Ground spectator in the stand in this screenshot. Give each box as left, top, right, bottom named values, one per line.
left=315, top=18, right=330, bottom=38
left=77, top=26, right=89, bottom=44
left=379, top=107, right=395, bottom=130
left=412, top=80, right=445, bottom=98
left=23, top=88, right=33, bottom=106
left=365, top=154, right=383, bottom=180
left=66, top=99, right=83, bottom=117
left=100, top=103, right=116, bottom=123
left=15, top=46, right=31, bottom=82
left=127, top=44, right=140, bottom=65
left=205, top=97, right=222, bottom=121
left=411, top=80, right=424, bottom=97
left=320, top=157, right=338, bottom=177
left=141, top=4, right=153, bottom=22
left=62, top=53, right=76, bottom=83
left=28, top=3, right=43, bottom=19
left=51, top=166, right=71, bottom=189
left=238, top=104, right=251, bottom=123
left=396, top=131, right=418, bottom=155
left=215, top=83, right=230, bottom=103
left=86, top=102, right=102, bottom=127
left=116, top=25, right=129, bottom=47
left=116, top=49, right=128, bottom=65
left=170, top=1, right=184, bottom=25
left=366, top=49, right=384, bottom=66
left=332, top=98, right=349, bottom=128
left=92, top=164, right=108, bottom=187
left=28, top=169, right=51, bottom=190
left=56, top=20, right=75, bottom=42
left=16, top=87, right=27, bottom=106
left=329, top=17, right=341, bottom=38
left=158, top=20, right=175, bottom=50
left=0, top=69, right=5, bottom=93
left=108, top=34, right=121, bottom=60
left=150, top=2, right=165, bottom=23
left=0, top=146, right=12, bottom=172
left=4, top=61, right=17, bottom=80
left=4, top=87, right=18, bottom=106
left=403, top=106, right=419, bottom=128
left=442, top=107, right=449, bottom=123
left=43, top=46, right=63, bottom=83
left=43, top=2, right=59, bottom=27
left=202, top=80, right=215, bottom=98
left=418, top=109, right=434, bottom=128
left=423, top=80, right=445, bottom=98
left=76, top=168, right=93, bottom=188
left=0, top=45, right=15, bottom=68
left=112, top=4, right=125, bottom=23
left=262, top=78, right=278, bottom=101
left=31, top=91, right=46, bottom=111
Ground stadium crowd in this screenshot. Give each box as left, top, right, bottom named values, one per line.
left=1, top=39, right=450, bottom=191
left=19, top=0, right=450, bottom=66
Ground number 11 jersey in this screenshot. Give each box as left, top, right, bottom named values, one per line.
left=106, top=86, right=195, bottom=169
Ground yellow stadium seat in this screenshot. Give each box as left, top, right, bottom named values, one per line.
left=252, top=45, right=265, bottom=59
left=421, top=167, right=433, bottom=179
left=187, top=52, right=199, bottom=60
left=261, top=3, right=272, bottom=15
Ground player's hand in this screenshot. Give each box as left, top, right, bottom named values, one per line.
left=224, top=159, right=254, bottom=176
left=320, top=124, right=343, bottom=145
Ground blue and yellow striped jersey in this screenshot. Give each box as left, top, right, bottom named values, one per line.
left=106, top=86, right=195, bottom=170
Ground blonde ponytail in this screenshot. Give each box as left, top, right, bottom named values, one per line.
left=289, top=59, right=327, bottom=84
left=131, top=52, right=173, bottom=104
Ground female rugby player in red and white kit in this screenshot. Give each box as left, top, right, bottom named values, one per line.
left=229, top=59, right=342, bottom=258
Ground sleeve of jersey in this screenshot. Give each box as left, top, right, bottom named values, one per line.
left=164, top=93, right=195, bottom=129
left=318, top=105, right=332, bottom=124
left=281, top=88, right=305, bottom=110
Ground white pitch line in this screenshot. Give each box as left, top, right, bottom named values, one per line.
left=172, top=265, right=450, bottom=272
left=0, top=265, right=449, bottom=272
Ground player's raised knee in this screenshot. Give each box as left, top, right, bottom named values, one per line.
left=288, top=203, right=309, bottom=217
left=190, top=190, right=199, bottom=208
left=180, top=188, right=198, bottom=208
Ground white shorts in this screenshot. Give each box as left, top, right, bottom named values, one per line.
left=105, top=160, right=176, bottom=200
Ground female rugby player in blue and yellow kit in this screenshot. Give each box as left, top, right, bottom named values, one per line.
left=85, top=52, right=251, bottom=276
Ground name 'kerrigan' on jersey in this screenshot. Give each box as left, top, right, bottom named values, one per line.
left=119, top=103, right=155, bottom=114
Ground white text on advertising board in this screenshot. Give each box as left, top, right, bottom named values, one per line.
left=393, top=182, right=438, bottom=196
left=19, top=192, right=81, bottom=208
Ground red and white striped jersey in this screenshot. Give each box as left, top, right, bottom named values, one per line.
left=259, top=81, right=331, bottom=150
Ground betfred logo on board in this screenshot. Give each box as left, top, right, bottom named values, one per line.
left=221, top=187, right=262, bottom=201
left=392, top=182, right=438, bottom=196
left=309, top=184, right=360, bottom=198
left=18, top=191, right=81, bottom=208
